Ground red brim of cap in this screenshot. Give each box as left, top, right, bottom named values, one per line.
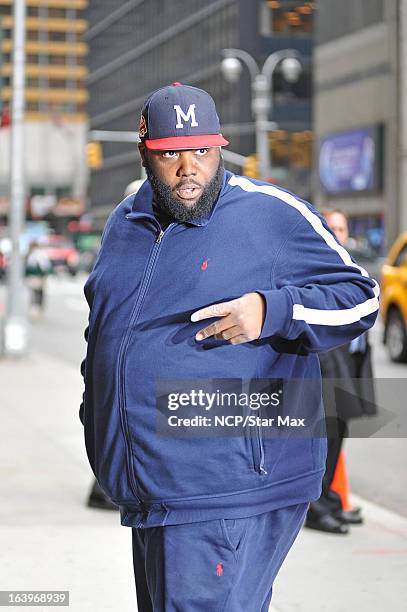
left=144, top=134, right=229, bottom=150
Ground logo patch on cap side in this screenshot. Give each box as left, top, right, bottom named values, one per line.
left=139, top=114, right=147, bottom=138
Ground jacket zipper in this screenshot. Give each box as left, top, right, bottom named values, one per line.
left=258, top=423, right=268, bottom=475
left=116, top=223, right=173, bottom=507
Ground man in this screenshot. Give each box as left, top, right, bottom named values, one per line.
left=80, top=84, right=379, bottom=611
left=305, top=208, right=377, bottom=535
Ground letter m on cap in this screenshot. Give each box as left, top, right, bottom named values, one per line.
left=174, top=104, right=198, bottom=129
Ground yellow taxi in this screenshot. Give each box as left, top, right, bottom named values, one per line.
left=381, top=232, right=407, bottom=362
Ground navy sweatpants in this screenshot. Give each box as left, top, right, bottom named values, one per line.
left=131, top=502, right=309, bottom=611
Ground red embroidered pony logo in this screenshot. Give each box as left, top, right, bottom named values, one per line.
left=201, top=259, right=209, bottom=271
left=216, top=562, right=223, bottom=576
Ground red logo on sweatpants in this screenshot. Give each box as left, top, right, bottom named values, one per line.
left=201, top=259, right=209, bottom=271
left=216, top=562, right=223, bottom=576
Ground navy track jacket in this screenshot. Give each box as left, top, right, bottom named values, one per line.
left=80, top=170, right=379, bottom=528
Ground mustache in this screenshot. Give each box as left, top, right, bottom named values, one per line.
left=173, top=180, right=202, bottom=190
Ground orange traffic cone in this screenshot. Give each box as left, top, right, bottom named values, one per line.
left=330, top=449, right=352, bottom=511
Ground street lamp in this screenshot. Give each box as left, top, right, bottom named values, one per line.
left=4, top=0, right=28, bottom=356
left=221, top=48, right=303, bottom=180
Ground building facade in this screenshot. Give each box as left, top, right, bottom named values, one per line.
left=85, top=0, right=314, bottom=217
left=314, top=0, right=404, bottom=249
left=0, top=0, right=88, bottom=220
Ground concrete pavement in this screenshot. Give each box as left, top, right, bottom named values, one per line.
left=0, top=352, right=135, bottom=611
left=0, top=348, right=406, bottom=611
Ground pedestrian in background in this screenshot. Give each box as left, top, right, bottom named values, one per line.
left=25, top=240, right=51, bottom=317
left=305, top=208, right=377, bottom=535
left=80, top=84, right=379, bottom=610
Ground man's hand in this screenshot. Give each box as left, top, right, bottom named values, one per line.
left=191, top=292, right=266, bottom=345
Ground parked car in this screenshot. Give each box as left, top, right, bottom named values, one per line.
left=0, top=236, right=11, bottom=282
left=38, top=234, right=80, bottom=276
left=380, top=232, right=407, bottom=362
left=0, top=249, right=6, bottom=281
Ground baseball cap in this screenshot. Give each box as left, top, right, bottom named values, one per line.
left=139, top=82, right=229, bottom=150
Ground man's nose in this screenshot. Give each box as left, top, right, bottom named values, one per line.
left=177, top=151, right=197, bottom=177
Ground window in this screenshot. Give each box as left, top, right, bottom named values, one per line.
left=56, top=186, right=71, bottom=198
left=270, top=130, right=313, bottom=171
left=26, top=78, right=39, bottom=88
left=26, top=102, right=39, bottom=111
left=394, top=245, right=407, bottom=267
left=49, top=79, right=68, bottom=88
left=50, top=56, right=66, bottom=65
left=49, top=32, right=67, bottom=42
left=27, top=30, right=39, bottom=41
left=48, top=8, right=66, bottom=19
left=260, top=1, right=315, bottom=36
left=30, top=186, right=46, bottom=196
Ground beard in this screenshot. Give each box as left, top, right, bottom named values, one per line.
left=145, top=156, right=224, bottom=223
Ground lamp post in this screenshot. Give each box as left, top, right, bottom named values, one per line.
left=221, top=48, right=302, bottom=180
left=4, top=0, right=27, bottom=355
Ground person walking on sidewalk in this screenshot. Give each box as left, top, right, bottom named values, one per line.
left=25, top=240, right=51, bottom=317
left=305, top=208, right=377, bottom=535
left=79, top=83, right=379, bottom=611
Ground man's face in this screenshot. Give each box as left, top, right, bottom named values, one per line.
left=325, top=211, right=349, bottom=246
left=139, top=145, right=224, bottom=222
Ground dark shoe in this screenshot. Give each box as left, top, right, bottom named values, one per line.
left=335, top=508, right=364, bottom=525
left=324, top=490, right=343, bottom=513
left=305, top=513, right=349, bottom=534
left=87, top=481, right=118, bottom=511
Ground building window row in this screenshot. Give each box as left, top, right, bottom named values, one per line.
left=0, top=54, right=87, bottom=66
left=2, top=28, right=81, bottom=42
left=26, top=101, right=87, bottom=113
left=24, top=77, right=85, bottom=88
left=0, top=6, right=80, bottom=18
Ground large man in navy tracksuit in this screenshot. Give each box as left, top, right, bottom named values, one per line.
left=80, top=84, right=379, bottom=611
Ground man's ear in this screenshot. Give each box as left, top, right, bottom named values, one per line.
left=138, top=142, right=147, bottom=167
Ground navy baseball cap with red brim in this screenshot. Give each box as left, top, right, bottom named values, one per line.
left=139, top=83, right=229, bottom=150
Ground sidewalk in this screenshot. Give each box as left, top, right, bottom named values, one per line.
left=0, top=352, right=406, bottom=611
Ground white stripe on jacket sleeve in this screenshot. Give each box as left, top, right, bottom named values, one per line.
left=228, top=175, right=380, bottom=326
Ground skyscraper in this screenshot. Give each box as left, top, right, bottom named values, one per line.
left=0, top=0, right=89, bottom=221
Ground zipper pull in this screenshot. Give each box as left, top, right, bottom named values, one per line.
left=156, top=229, right=164, bottom=243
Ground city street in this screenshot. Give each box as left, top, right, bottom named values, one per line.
left=1, top=1, right=406, bottom=610
left=0, top=274, right=406, bottom=611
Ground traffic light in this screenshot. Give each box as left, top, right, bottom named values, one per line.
left=243, top=154, right=258, bottom=178
left=86, top=142, right=103, bottom=169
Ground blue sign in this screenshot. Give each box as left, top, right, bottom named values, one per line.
left=319, top=126, right=382, bottom=195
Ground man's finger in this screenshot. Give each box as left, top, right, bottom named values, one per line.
left=195, top=317, right=235, bottom=341
left=191, top=300, right=235, bottom=323
left=213, top=326, right=241, bottom=341
left=229, top=334, right=249, bottom=345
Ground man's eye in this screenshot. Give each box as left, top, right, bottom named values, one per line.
left=195, top=148, right=209, bottom=156
left=162, top=151, right=178, bottom=158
